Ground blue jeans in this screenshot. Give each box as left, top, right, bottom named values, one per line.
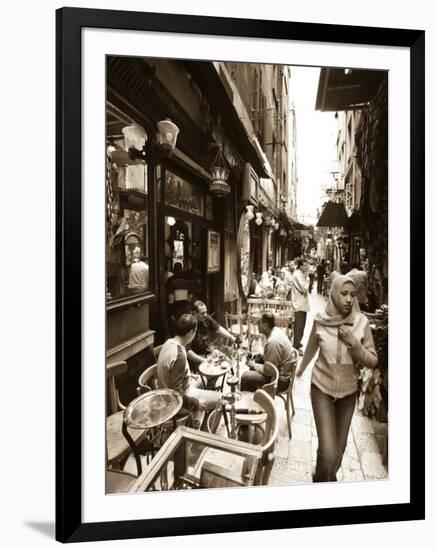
left=311, top=384, right=357, bottom=482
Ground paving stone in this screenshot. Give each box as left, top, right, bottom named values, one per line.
left=341, top=454, right=362, bottom=471
left=361, top=452, right=388, bottom=479
left=290, top=422, right=312, bottom=442
left=275, top=437, right=289, bottom=459
left=293, top=408, right=313, bottom=426
left=352, top=413, right=375, bottom=434
left=354, top=432, right=380, bottom=454
left=288, top=439, right=312, bottom=463
left=341, top=469, right=365, bottom=482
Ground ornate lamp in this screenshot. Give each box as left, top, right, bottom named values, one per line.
left=255, top=212, right=263, bottom=226
left=245, top=205, right=255, bottom=220
left=124, top=118, right=179, bottom=161
left=209, top=145, right=230, bottom=198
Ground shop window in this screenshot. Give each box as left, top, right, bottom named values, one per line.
left=106, top=104, right=151, bottom=301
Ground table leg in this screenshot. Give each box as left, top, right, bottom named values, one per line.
left=122, top=421, right=142, bottom=477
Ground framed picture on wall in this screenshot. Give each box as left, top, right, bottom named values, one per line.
left=57, top=6, right=425, bottom=544
left=207, top=229, right=221, bottom=273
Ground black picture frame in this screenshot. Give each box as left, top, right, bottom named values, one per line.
left=56, top=7, right=425, bottom=543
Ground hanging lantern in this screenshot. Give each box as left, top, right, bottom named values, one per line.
left=209, top=145, right=230, bottom=198
left=279, top=228, right=287, bottom=237
left=255, top=212, right=263, bottom=225
left=156, top=118, right=179, bottom=154
left=274, top=221, right=280, bottom=230
left=166, top=216, right=176, bottom=226
left=246, top=205, right=255, bottom=220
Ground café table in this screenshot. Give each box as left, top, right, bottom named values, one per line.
left=122, top=388, right=183, bottom=476
left=198, top=358, right=232, bottom=391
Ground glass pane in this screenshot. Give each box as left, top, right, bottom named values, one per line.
left=106, top=104, right=150, bottom=300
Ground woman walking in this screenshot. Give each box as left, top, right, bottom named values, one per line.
left=296, top=275, right=378, bottom=482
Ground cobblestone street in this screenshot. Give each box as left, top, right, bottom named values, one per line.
left=269, top=291, right=388, bottom=485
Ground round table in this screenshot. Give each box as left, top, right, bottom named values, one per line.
left=122, top=389, right=183, bottom=475
left=198, top=360, right=232, bottom=391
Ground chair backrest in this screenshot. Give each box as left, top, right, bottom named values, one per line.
left=137, top=364, right=159, bottom=395
left=277, top=348, right=298, bottom=395
left=261, top=362, right=279, bottom=398
left=274, top=316, right=294, bottom=339
left=152, top=345, right=163, bottom=360
left=253, top=389, right=279, bottom=485
left=106, top=360, right=127, bottom=415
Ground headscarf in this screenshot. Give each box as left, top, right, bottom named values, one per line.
left=315, top=274, right=360, bottom=326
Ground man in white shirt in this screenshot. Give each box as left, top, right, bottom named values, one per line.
left=292, top=258, right=310, bottom=355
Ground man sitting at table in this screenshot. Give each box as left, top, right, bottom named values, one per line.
left=187, top=300, right=236, bottom=369
left=241, top=311, right=297, bottom=393
left=157, top=313, right=221, bottom=428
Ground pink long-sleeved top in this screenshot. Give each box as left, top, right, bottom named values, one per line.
left=299, top=313, right=378, bottom=399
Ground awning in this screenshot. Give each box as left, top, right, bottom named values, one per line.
left=315, top=68, right=387, bottom=112
left=182, top=61, right=269, bottom=178
left=316, top=201, right=348, bottom=228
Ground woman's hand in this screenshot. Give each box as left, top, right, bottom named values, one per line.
left=338, top=325, right=358, bottom=348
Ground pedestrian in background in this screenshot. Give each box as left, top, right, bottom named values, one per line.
left=291, top=257, right=310, bottom=355
left=296, top=275, right=378, bottom=482
left=308, top=261, right=316, bottom=293
left=316, top=260, right=326, bottom=294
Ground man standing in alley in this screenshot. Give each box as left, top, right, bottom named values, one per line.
left=308, top=261, right=317, bottom=293
left=316, top=259, right=326, bottom=294
left=347, top=262, right=369, bottom=311
left=292, top=258, right=310, bottom=355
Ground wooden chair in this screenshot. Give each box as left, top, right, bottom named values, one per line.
left=107, top=360, right=128, bottom=416
left=224, top=312, right=248, bottom=339
left=152, top=344, right=163, bottom=360
left=138, top=363, right=194, bottom=434
left=251, top=389, right=280, bottom=486
left=276, top=348, right=298, bottom=438
left=137, top=364, right=159, bottom=395
left=106, top=361, right=148, bottom=471
left=234, top=362, right=279, bottom=443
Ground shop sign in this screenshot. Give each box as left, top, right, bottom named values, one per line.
left=165, top=170, right=204, bottom=216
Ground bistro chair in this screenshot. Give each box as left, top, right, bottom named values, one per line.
left=106, top=360, right=150, bottom=472
left=276, top=348, right=298, bottom=438
left=224, top=312, right=248, bottom=340
left=152, top=344, right=163, bottom=360
left=234, top=362, right=279, bottom=443
left=202, top=389, right=279, bottom=487
left=251, top=389, right=280, bottom=486
left=137, top=363, right=195, bottom=437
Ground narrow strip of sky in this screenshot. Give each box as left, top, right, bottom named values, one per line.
left=289, top=66, right=337, bottom=226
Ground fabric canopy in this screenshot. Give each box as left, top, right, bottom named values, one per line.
left=316, top=201, right=348, bottom=228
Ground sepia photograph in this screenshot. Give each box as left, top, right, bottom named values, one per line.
left=105, top=56, right=389, bottom=494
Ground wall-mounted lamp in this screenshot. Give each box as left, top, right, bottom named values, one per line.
left=245, top=205, right=255, bottom=221
left=166, top=216, right=176, bottom=226
left=123, top=118, right=179, bottom=162
left=209, top=145, right=230, bottom=198
left=255, top=212, right=263, bottom=226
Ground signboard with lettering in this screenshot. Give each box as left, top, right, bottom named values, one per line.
left=165, top=170, right=204, bottom=217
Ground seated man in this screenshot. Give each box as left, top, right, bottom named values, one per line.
left=241, top=311, right=297, bottom=393
left=157, top=314, right=221, bottom=428
left=187, top=300, right=236, bottom=369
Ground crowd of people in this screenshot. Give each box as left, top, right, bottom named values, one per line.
left=153, top=255, right=377, bottom=483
